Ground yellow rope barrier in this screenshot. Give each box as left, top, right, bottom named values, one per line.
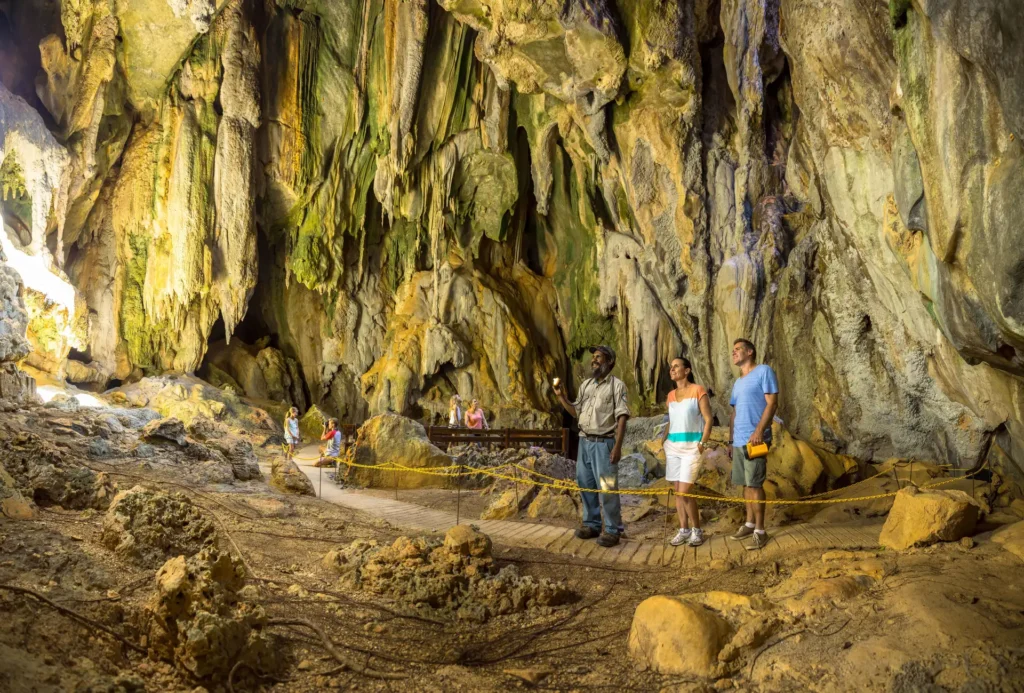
left=281, top=444, right=988, bottom=506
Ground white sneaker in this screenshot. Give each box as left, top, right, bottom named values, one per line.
left=670, top=528, right=691, bottom=546
left=688, top=528, right=705, bottom=547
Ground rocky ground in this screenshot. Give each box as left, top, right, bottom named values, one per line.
left=1, top=387, right=1024, bottom=692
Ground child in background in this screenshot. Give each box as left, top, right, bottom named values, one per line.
left=448, top=395, right=463, bottom=427
left=284, top=407, right=300, bottom=457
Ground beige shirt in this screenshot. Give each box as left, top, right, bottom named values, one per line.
left=573, top=375, right=630, bottom=437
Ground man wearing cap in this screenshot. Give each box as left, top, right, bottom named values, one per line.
left=553, top=345, right=630, bottom=547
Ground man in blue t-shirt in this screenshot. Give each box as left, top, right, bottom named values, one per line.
left=728, top=338, right=779, bottom=550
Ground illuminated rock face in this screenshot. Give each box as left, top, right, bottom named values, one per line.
left=0, top=0, right=1022, bottom=479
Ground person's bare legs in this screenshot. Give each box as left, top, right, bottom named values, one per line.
left=744, top=486, right=756, bottom=526
left=673, top=482, right=690, bottom=530
left=751, top=486, right=766, bottom=530
left=677, top=481, right=700, bottom=529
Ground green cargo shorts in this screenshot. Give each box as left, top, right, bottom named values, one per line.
left=731, top=445, right=767, bottom=488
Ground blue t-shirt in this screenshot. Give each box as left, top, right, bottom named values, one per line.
left=729, top=364, right=779, bottom=447
left=325, top=430, right=342, bottom=457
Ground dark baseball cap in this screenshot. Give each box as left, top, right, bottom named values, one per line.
left=589, top=345, right=616, bottom=363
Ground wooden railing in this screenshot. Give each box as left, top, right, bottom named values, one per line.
left=338, top=424, right=568, bottom=456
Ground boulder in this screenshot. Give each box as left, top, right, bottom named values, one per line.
left=345, top=414, right=454, bottom=489
left=142, top=548, right=280, bottom=680
left=142, top=417, right=188, bottom=446
left=481, top=488, right=524, bottom=520
left=0, top=466, right=33, bottom=519
left=298, top=404, right=328, bottom=443
left=879, top=486, right=979, bottom=551
left=991, top=521, right=1024, bottom=562
left=617, top=453, right=651, bottom=489
left=269, top=458, right=315, bottom=496
left=628, top=595, right=733, bottom=676
left=208, top=439, right=262, bottom=481
left=526, top=488, right=578, bottom=520
left=444, top=525, right=492, bottom=558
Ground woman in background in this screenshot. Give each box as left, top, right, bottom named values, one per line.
left=464, top=399, right=489, bottom=430
left=660, top=357, right=713, bottom=547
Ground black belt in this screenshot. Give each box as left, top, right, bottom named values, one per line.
left=581, top=433, right=615, bottom=440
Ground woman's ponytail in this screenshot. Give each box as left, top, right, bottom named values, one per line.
left=680, top=356, right=695, bottom=383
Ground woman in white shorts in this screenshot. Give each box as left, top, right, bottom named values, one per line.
left=661, top=357, right=713, bottom=546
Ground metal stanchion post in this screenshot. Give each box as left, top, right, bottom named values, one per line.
left=663, top=488, right=672, bottom=567
left=891, top=465, right=901, bottom=490
left=513, top=465, right=521, bottom=515
left=909, top=460, right=914, bottom=488
left=394, top=467, right=399, bottom=500
left=456, top=471, right=462, bottom=526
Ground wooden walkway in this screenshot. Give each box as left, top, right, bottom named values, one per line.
left=293, top=452, right=881, bottom=568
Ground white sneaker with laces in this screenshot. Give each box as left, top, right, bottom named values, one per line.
left=688, top=528, right=705, bottom=546
left=670, top=528, right=691, bottom=546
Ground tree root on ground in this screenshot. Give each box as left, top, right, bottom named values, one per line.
left=0, top=583, right=146, bottom=654
left=266, top=618, right=407, bottom=680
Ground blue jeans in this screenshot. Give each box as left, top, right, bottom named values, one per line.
left=577, top=437, right=622, bottom=536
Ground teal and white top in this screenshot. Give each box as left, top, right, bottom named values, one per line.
left=664, top=385, right=709, bottom=457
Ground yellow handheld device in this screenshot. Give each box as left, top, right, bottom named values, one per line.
left=745, top=442, right=769, bottom=459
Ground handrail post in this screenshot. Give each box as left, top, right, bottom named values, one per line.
left=562, top=428, right=569, bottom=457
left=504, top=428, right=511, bottom=449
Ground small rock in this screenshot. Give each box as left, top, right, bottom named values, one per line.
left=297, top=660, right=313, bottom=671
left=959, top=536, right=975, bottom=549
left=708, top=559, right=735, bottom=572
left=444, top=525, right=492, bottom=558
left=1, top=494, right=34, bottom=519
left=88, top=438, right=112, bottom=458
left=141, top=417, right=188, bottom=446
left=503, top=668, right=553, bottom=685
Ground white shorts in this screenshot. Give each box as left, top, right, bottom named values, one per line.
left=666, top=450, right=702, bottom=484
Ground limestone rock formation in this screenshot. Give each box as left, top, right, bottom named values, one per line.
left=0, top=0, right=1021, bottom=483
left=269, top=457, right=315, bottom=496
left=140, top=547, right=279, bottom=682
left=101, top=486, right=217, bottom=568
left=879, top=486, right=980, bottom=551
left=323, top=527, right=571, bottom=621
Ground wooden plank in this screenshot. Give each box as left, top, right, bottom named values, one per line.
left=629, top=542, right=654, bottom=565
left=547, top=529, right=577, bottom=553
left=614, top=540, right=643, bottom=564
